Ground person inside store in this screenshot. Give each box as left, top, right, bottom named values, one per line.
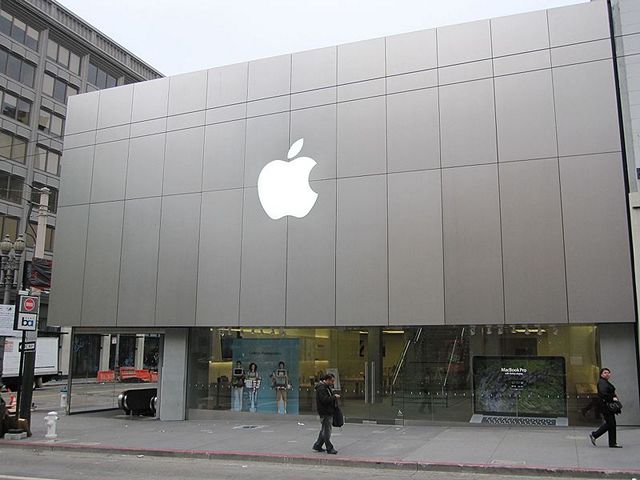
left=312, top=372, right=340, bottom=455
left=589, top=367, right=622, bottom=448
left=246, top=362, right=261, bottom=413
left=231, top=360, right=245, bottom=412
left=271, top=361, right=290, bottom=414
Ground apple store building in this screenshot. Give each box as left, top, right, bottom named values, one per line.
left=50, top=0, right=640, bottom=426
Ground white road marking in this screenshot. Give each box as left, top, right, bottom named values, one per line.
left=0, top=474, right=62, bottom=480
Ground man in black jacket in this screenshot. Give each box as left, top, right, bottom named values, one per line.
left=312, top=373, right=340, bottom=454
left=589, top=368, right=622, bottom=448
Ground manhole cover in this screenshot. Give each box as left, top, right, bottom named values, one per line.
left=233, top=424, right=264, bottom=430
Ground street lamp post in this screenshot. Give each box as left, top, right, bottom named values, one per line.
left=0, top=234, right=26, bottom=387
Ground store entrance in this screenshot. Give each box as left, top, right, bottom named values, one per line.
left=337, top=328, right=406, bottom=424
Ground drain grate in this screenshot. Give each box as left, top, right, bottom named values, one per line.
left=233, top=424, right=264, bottom=430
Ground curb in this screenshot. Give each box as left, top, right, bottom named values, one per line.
left=1, top=440, right=639, bottom=479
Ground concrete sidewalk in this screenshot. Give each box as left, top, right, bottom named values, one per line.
left=1, top=410, right=639, bottom=478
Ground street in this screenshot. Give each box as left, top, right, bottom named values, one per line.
left=0, top=448, right=600, bottom=480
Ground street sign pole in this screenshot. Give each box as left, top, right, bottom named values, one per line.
left=13, top=293, right=39, bottom=424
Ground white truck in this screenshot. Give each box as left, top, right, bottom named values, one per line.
left=1, top=336, right=59, bottom=390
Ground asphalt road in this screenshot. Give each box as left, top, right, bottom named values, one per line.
left=0, top=449, right=608, bottom=480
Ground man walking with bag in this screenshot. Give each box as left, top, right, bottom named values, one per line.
left=313, top=373, right=340, bottom=454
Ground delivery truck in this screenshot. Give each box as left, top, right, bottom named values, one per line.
left=1, top=336, right=59, bottom=390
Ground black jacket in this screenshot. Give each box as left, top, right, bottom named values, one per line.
left=315, top=381, right=337, bottom=416
left=597, top=378, right=616, bottom=413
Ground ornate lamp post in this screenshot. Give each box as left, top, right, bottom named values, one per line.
left=0, top=234, right=26, bottom=386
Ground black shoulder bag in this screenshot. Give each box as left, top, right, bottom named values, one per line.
left=332, top=399, right=344, bottom=427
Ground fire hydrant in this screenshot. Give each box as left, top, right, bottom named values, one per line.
left=44, top=411, right=59, bottom=439
left=60, top=387, right=67, bottom=409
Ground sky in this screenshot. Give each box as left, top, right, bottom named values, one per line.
left=56, top=0, right=587, bottom=77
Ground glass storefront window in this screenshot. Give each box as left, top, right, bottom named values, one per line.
left=187, top=325, right=601, bottom=426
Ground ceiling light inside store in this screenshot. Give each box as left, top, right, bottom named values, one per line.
left=485, top=326, right=492, bottom=335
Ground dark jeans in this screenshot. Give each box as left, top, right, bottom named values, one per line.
left=313, top=415, right=333, bottom=450
left=592, top=412, right=617, bottom=446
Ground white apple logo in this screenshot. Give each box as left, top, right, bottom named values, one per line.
left=257, top=138, right=318, bottom=220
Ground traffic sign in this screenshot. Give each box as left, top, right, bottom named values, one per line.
left=19, top=295, right=39, bottom=314
left=19, top=341, right=36, bottom=352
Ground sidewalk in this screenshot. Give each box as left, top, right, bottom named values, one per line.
left=1, top=410, right=639, bottom=478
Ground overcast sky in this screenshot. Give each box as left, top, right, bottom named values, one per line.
left=56, top=0, right=587, bottom=77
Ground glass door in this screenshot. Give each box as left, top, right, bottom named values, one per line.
left=336, top=328, right=407, bottom=425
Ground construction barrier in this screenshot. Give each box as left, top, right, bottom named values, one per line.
left=96, top=370, right=115, bottom=383
left=119, top=367, right=137, bottom=382
left=135, top=369, right=151, bottom=382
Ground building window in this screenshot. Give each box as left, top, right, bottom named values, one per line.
left=0, top=89, right=31, bottom=125
left=47, top=38, right=81, bottom=75
left=87, top=61, right=118, bottom=90
left=0, top=171, right=24, bottom=204
left=0, top=9, right=39, bottom=50
left=0, top=130, right=27, bottom=163
left=0, top=48, right=35, bottom=87
left=42, top=73, right=79, bottom=104
left=0, top=214, right=18, bottom=240
left=38, top=108, right=64, bottom=137
left=26, top=222, right=55, bottom=251
left=31, top=182, right=58, bottom=214
left=35, top=145, right=61, bottom=175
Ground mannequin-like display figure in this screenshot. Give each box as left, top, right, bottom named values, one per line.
left=231, top=361, right=245, bottom=412
left=245, top=362, right=261, bottom=413
left=271, top=361, right=290, bottom=414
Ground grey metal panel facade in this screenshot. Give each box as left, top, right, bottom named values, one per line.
left=202, top=121, right=246, bottom=191
left=239, top=187, right=287, bottom=326
left=287, top=179, right=337, bottom=327
left=126, top=134, right=166, bottom=199
left=207, top=62, right=248, bottom=108
left=48, top=204, right=89, bottom=326
left=490, top=9, right=550, bottom=57
left=290, top=104, right=337, bottom=181
left=387, top=88, right=440, bottom=172
left=58, top=145, right=95, bottom=207
left=385, top=29, right=437, bottom=76
left=560, top=153, right=634, bottom=324
left=337, top=96, right=386, bottom=177
left=499, top=159, right=567, bottom=325
left=97, top=84, right=134, bottom=129
left=163, top=127, right=205, bottom=195
left=132, top=77, right=170, bottom=123
left=52, top=1, right=634, bottom=329
left=292, top=47, right=337, bottom=93
left=197, top=190, right=243, bottom=326
left=81, top=202, right=124, bottom=327
left=155, top=194, right=201, bottom=326
left=65, top=91, right=99, bottom=135
left=553, top=59, right=621, bottom=157
left=118, top=197, right=162, bottom=327
left=439, top=78, right=497, bottom=168
left=442, top=164, right=504, bottom=325
left=494, top=69, right=557, bottom=162
left=336, top=175, right=388, bottom=326
left=388, top=170, right=444, bottom=326
left=90, top=140, right=129, bottom=203
left=244, top=112, right=290, bottom=187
